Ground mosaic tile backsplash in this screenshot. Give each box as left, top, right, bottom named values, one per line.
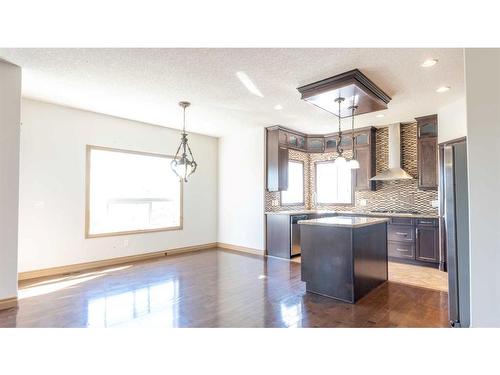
left=265, top=123, right=439, bottom=215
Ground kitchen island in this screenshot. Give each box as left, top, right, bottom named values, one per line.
left=299, top=216, right=389, bottom=303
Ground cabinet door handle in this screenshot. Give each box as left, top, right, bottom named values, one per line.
left=396, top=248, right=407, bottom=252
left=396, top=232, right=408, bottom=236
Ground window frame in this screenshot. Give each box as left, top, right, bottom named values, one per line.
left=314, top=160, right=354, bottom=206
left=280, top=159, right=305, bottom=206
left=85, top=145, right=183, bottom=238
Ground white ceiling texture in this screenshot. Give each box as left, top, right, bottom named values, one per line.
left=0, top=48, right=464, bottom=137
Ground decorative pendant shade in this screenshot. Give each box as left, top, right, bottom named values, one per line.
left=171, top=101, right=197, bottom=182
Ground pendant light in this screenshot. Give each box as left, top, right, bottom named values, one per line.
left=171, top=101, right=197, bottom=182
left=347, top=104, right=360, bottom=170
left=334, top=97, right=347, bottom=166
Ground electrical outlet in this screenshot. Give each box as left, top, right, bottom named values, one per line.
left=123, top=239, right=129, bottom=247
left=359, top=199, right=367, bottom=207
left=272, top=199, right=279, bottom=206
left=431, top=200, right=439, bottom=208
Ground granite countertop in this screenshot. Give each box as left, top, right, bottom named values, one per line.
left=265, top=210, right=439, bottom=219
left=298, top=216, right=390, bottom=228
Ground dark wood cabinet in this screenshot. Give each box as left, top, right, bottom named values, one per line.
left=416, top=224, right=439, bottom=263
left=267, top=125, right=375, bottom=191
left=416, top=115, right=438, bottom=190
left=324, top=136, right=338, bottom=152
left=266, top=214, right=291, bottom=258
left=266, top=128, right=289, bottom=192
left=353, top=128, right=376, bottom=191
left=307, top=137, right=325, bottom=153
left=387, top=216, right=439, bottom=266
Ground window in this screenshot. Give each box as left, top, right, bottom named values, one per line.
left=315, top=161, right=353, bottom=204
left=281, top=160, right=304, bottom=205
left=86, top=146, right=182, bottom=237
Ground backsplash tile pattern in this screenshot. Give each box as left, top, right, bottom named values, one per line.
left=265, top=123, right=438, bottom=215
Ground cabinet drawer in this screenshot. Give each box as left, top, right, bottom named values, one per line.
left=388, top=225, right=414, bottom=242
left=416, top=218, right=438, bottom=227
left=388, top=242, right=415, bottom=259
left=390, top=217, right=414, bottom=226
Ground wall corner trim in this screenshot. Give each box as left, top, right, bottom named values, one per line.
left=18, top=243, right=217, bottom=281
left=0, top=297, right=18, bottom=311
left=217, top=242, right=265, bottom=256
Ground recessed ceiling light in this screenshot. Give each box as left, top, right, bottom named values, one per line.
left=376, top=114, right=385, bottom=118
left=436, top=86, right=451, bottom=93
left=421, top=58, right=438, bottom=68
left=236, top=71, right=264, bottom=98
left=274, top=104, right=283, bottom=110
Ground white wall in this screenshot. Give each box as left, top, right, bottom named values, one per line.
left=0, top=60, right=21, bottom=300
left=18, top=99, right=218, bottom=272
left=438, top=96, right=467, bottom=143
left=218, top=127, right=265, bottom=251
left=464, top=49, right=500, bottom=327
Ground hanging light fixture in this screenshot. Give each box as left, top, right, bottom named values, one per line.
left=171, top=101, right=197, bottom=182
left=347, top=104, right=360, bottom=169
left=333, top=97, right=347, bottom=167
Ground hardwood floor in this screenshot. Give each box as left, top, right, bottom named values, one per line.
left=0, top=249, right=449, bottom=328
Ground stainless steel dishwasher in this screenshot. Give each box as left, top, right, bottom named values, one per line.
left=290, top=214, right=309, bottom=256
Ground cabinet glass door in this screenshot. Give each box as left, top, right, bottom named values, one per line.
left=355, top=133, right=369, bottom=145
left=419, top=122, right=437, bottom=137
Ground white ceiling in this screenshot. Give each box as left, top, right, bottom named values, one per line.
left=0, top=48, right=464, bottom=137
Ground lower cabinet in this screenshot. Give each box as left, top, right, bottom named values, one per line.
left=416, top=225, right=439, bottom=263
left=387, top=217, right=439, bottom=266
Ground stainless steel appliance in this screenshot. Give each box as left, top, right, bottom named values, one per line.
left=441, top=140, right=470, bottom=327
left=291, top=214, right=309, bottom=256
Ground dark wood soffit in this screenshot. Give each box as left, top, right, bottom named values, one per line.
left=297, top=69, right=392, bottom=105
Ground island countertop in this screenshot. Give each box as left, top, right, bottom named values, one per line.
left=298, top=216, right=389, bottom=228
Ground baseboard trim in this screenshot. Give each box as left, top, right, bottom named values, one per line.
left=217, top=242, right=265, bottom=256
left=18, top=242, right=217, bottom=281
left=0, top=297, right=18, bottom=311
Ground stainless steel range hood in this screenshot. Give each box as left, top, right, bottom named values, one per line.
left=370, top=123, right=413, bottom=181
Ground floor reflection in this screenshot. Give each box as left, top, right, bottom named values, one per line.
left=280, top=300, right=303, bottom=328
left=87, top=278, right=179, bottom=328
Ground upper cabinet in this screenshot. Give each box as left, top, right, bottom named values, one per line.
left=306, top=137, right=325, bottom=153
left=324, top=136, right=338, bottom=152
left=416, top=115, right=438, bottom=190
left=278, top=129, right=306, bottom=151
left=266, top=125, right=376, bottom=192
left=353, top=128, right=376, bottom=191
left=267, top=128, right=289, bottom=192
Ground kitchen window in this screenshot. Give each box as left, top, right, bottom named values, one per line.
left=85, top=146, right=182, bottom=238
left=315, top=161, right=353, bottom=204
left=281, top=160, right=304, bottom=205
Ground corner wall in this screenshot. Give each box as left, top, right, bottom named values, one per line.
left=18, top=99, right=218, bottom=272
left=217, top=127, right=265, bottom=252
left=464, top=49, right=500, bottom=327
left=0, top=60, right=21, bottom=300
